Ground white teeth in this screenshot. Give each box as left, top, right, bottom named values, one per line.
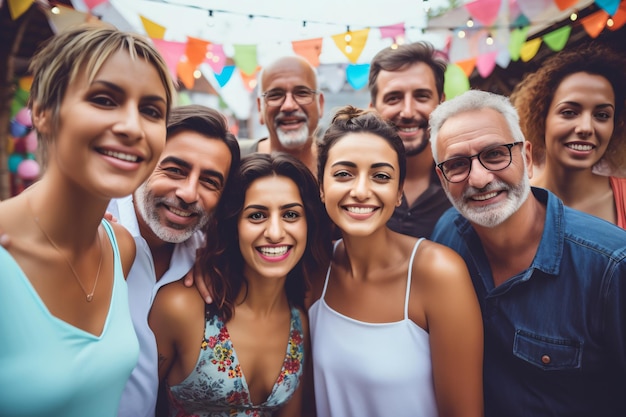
left=101, top=150, right=138, bottom=162
left=259, top=246, right=289, bottom=256
left=567, top=143, right=593, bottom=151
left=346, top=206, right=375, bottom=214
left=168, top=207, right=191, bottom=217
left=399, top=127, right=418, bottom=133
left=472, top=192, right=498, bottom=201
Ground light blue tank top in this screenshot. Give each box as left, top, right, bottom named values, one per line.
left=0, top=220, right=139, bottom=417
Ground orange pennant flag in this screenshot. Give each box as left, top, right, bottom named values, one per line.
left=520, top=38, right=542, bottom=62
left=609, top=1, right=626, bottom=30
left=177, top=58, right=197, bottom=90
left=456, top=57, right=477, bottom=77
left=292, top=38, right=323, bottom=67
left=581, top=10, right=608, bottom=38
left=331, top=28, right=370, bottom=64
left=140, top=15, right=166, bottom=39
left=185, top=36, right=211, bottom=67
left=7, top=0, right=34, bottom=20
left=554, top=0, right=578, bottom=10
left=240, top=67, right=262, bottom=92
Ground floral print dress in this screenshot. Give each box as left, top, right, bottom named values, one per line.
left=167, top=306, right=305, bottom=417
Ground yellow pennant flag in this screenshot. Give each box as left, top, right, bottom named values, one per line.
left=332, top=28, right=370, bottom=63
left=8, top=0, right=34, bottom=20
left=520, top=38, right=542, bottom=62
left=140, top=15, right=166, bottom=40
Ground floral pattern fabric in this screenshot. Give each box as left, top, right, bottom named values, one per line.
left=168, top=306, right=305, bottom=417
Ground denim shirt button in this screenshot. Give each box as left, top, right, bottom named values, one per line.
left=541, top=355, right=551, bottom=364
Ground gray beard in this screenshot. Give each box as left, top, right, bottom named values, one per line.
left=276, top=124, right=310, bottom=150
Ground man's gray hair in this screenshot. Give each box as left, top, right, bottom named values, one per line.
left=429, top=90, right=525, bottom=162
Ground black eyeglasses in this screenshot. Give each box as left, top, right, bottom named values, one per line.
left=261, top=88, right=319, bottom=107
left=437, top=142, right=523, bottom=183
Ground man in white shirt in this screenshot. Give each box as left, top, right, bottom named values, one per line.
left=110, top=104, right=240, bottom=417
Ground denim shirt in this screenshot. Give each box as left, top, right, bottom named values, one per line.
left=431, top=187, right=626, bottom=417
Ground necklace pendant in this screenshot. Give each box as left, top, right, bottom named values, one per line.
left=86, top=294, right=94, bottom=302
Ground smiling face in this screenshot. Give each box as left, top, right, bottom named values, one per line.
left=436, top=108, right=531, bottom=228
left=239, top=175, right=307, bottom=282
left=544, top=72, right=615, bottom=172
left=321, top=132, right=402, bottom=237
left=34, top=50, right=168, bottom=199
left=134, top=131, right=232, bottom=244
left=372, top=62, right=440, bottom=157
left=257, top=57, right=324, bottom=151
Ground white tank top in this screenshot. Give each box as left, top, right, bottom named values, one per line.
left=309, top=238, right=438, bottom=417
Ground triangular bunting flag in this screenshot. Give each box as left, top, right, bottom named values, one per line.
left=553, top=0, right=577, bottom=11
left=444, top=64, right=470, bottom=99
left=214, top=65, right=236, bottom=88
left=456, top=57, right=477, bottom=77
left=204, top=44, right=227, bottom=74
left=595, top=0, right=620, bottom=16
left=84, top=0, right=108, bottom=9
left=346, top=63, right=370, bottom=90
left=608, top=1, right=626, bottom=30
left=185, top=36, right=211, bottom=67
left=318, top=64, right=346, bottom=94
left=512, top=13, right=530, bottom=27
left=465, top=0, right=502, bottom=27
left=240, top=67, right=261, bottom=92
left=177, top=58, right=197, bottom=90
left=581, top=10, right=608, bottom=38
left=7, top=0, right=34, bottom=20
left=379, top=23, right=405, bottom=40
left=542, top=25, right=571, bottom=51
left=476, top=51, right=498, bottom=78
left=508, top=26, right=529, bottom=61
left=331, top=28, right=370, bottom=64
left=151, top=39, right=186, bottom=79
left=292, top=38, right=323, bottom=67
left=140, top=15, right=166, bottom=39
left=520, top=38, right=542, bottom=62
left=233, top=45, right=259, bottom=76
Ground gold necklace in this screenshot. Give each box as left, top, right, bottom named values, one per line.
left=27, top=196, right=103, bottom=302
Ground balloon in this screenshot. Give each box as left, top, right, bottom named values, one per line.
left=444, top=64, right=470, bottom=100
left=13, top=137, right=26, bottom=154
left=17, top=160, right=41, bottom=180
left=15, top=108, right=32, bottom=127
left=8, top=154, right=25, bottom=173
left=24, top=130, right=38, bottom=153
left=10, top=119, right=28, bottom=138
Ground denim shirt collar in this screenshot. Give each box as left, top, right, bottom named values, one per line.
left=453, top=187, right=564, bottom=286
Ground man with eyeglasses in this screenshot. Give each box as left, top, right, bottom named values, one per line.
left=368, top=42, right=451, bottom=238
left=429, top=90, right=626, bottom=417
left=240, top=56, right=323, bottom=177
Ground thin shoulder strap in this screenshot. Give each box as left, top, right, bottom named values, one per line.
left=404, top=238, right=425, bottom=319
left=320, top=239, right=342, bottom=300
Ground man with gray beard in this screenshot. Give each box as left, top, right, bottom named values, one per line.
left=240, top=56, right=324, bottom=177
left=430, top=90, right=626, bottom=417
left=108, top=105, right=241, bottom=417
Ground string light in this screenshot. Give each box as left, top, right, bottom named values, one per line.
left=51, top=6, right=60, bottom=14
left=193, top=70, right=202, bottom=79
left=607, top=18, right=614, bottom=27
left=207, top=10, right=215, bottom=27
left=466, top=18, right=474, bottom=28
left=345, top=26, right=352, bottom=42
left=570, top=11, right=578, bottom=21
left=458, top=30, right=466, bottom=38
left=485, top=33, right=494, bottom=45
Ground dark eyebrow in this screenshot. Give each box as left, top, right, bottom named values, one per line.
left=92, top=80, right=167, bottom=104
left=160, top=156, right=225, bottom=185
left=331, top=161, right=395, bottom=170
left=244, top=202, right=304, bottom=211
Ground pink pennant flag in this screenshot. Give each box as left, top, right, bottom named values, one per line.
left=204, top=44, right=227, bottom=74
left=476, top=51, right=498, bottom=77
left=465, top=0, right=502, bottom=27
left=151, top=39, right=186, bottom=79
left=379, top=23, right=405, bottom=40
left=84, top=0, right=108, bottom=9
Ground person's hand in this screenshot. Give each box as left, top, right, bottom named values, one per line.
left=183, top=263, right=213, bottom=304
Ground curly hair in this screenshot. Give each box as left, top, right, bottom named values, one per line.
left=510, top=43, right=626, bottom=169
left=197, top=152, right=332, bottom=321
left=317, top=105, right=406, bottom=187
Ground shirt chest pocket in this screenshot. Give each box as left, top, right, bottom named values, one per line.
left=513, top=330, right=583, bottom=371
